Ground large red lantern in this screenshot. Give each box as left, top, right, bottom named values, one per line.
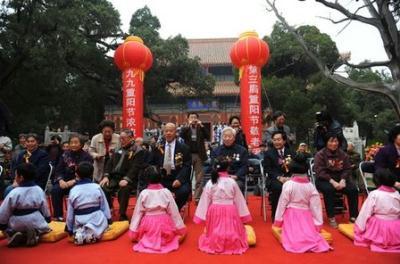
left=114, top=36, right=153, bottom=137
left=230, top=31, right=269, bottom=150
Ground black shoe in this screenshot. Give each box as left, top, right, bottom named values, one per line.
left=119, top=215, right=128, bottom=221
left=26, top=228, right=39, bottom=247
left=8, top=232, right=26, bottom=248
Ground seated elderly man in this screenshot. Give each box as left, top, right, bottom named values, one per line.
left=150, top=123, right=192, bottom=210
left=210, top=126, right=248, bottom=193
left=99, top=129, right=145, bottom=221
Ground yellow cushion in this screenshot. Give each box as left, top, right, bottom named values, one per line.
left=68, top=221, right=129, bottom=242
left=245, top=225, right=256, bottom=246
left=203, top=225, right=256, bottom=246
left=40, top=221, right=68, bottom=243
left=0, top=231, right=5, bottom=240
left=272, top=226, right=332, bottom=245
left=338, top=223, right=354, bottom=240
left=101, top=221, right=129, bottom=241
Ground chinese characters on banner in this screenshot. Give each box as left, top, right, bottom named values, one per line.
left=241, top=65, right=262, bottom=151
left=122, top=68, right=144, bottom=137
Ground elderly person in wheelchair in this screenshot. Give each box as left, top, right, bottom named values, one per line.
left=313, top=132, right=359, bottom=228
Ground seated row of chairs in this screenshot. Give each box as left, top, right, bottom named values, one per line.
left=1, top=157, right=377, bottom=222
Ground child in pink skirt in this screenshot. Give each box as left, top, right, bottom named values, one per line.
left=194, top=157, right=252, bottom=254
left=354, top=168, right=400, bottom=253
left=129, top=166, right=186, bottom=253
left=273, top=154, right=331, bottom=253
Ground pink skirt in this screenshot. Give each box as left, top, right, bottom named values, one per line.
left=281, top=207, right=331, bottom=253
left=354, top=216, right=400, bottom=253
left=133, top=213, right=180, bottom=254
left=199, top=204, right=248, bottom=254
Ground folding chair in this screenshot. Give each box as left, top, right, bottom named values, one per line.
left=44, top=163, right=54, bottom=215
left=246, top=159, right=267, bottom=221
left=358, top=161, right=376, bottom=195
left=308, top=158, right=316, bottom=186
left=44, top=163, right=54, bottom=194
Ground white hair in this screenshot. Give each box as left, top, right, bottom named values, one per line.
left=222, top=126, right=237, bottom=136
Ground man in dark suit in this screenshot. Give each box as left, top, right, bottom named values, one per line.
left=264, top=131, right=295, bottom=220
left=100, top=129, right=145, bottom=221
left=10, top=133, right=50, bottom=190
left=210, top=127, right=248, bottom=193
left=151, top=123, right=192, bottom=210
left=180, top=112, right=209, bottom=203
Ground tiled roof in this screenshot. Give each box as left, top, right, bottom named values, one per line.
left=188, top=38, right=237, bottom=65
left=168, top=81, right=239, bottom=96
left=213, top=81, right=239, bottom=96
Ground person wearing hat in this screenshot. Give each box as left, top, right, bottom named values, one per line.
left=297, top=142, right=312, bottom=160
left=374, top=125, right=400, bottom=189
left=273, top=153, right=331, bottom=253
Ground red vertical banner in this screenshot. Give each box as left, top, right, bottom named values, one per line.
left=240, top=65, right=262, bottom=151
left=122, top=68, right=144, bottom=137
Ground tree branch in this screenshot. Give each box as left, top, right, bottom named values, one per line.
left=315, top=0, right=381, bottom=28
left=265, top=0, right=400, bottom=117
left=317, top=16, right=350, bottom=24
left=342, top=60, right=391, bottom=69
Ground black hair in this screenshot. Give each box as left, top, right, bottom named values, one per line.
left=16, top=163, right=37, bottom=182
left=229, top=115, right=240, bottom=125
left=144, top=166, right=161, bottom=184
left=211, top=156, right=231, bottom=184
left=76, top=161, right=94, bottom=179
left=388, top=125, right=400, bottom=144
left=373, top=168, right=396, bottom=187
left=324, top=131, right=341, bottom=146
left=187, top=112, right=199, bottom=118
left=51, top=135, right=62, bottom=143
left=272, top=111, right=285, bottom=121
left=26, top=133, right=40, bottom=142
left=271, top=131, right=287, bottom=141
left=98, top=120, right=115, bottom=131
left=18, top=133, right=26, bottom=139
left=69, top=134, right=85, bottom=147
left=288, top=153, right=308, bottom=174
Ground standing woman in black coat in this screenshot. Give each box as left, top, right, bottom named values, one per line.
left=229, top=116, right=248, bottom=150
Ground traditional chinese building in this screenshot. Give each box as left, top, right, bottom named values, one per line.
left=105, top=38, right=242, bottom=131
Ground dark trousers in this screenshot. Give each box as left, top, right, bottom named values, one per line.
left=102, top=178, right=134, bottom=217
left=268, top=178, right=284, bottom=220
left=316, top=178, right=359, bottom=218
left=162, top=180, right=191, bottom=210
left=51, top=183, right=71, bottom=218
left=236, top=179, right=245, bottom=195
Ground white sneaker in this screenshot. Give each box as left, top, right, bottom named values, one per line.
left=329, top=217, right=338, bottom=228
left=74, top=228, right=85, bottom=245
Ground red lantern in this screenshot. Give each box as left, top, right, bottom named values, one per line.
left=114, top=36, right=153, bottom=137
left=230, top=31, right=269, bottom=69
left=230, top=32, right=270, bottom=151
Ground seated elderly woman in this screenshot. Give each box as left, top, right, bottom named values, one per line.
left=210, top=126, right=248, bottom=193
left=313, top=132, right=359, bottom=228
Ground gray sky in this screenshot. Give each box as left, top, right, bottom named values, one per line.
left=110, top=0, right=387, bottom=65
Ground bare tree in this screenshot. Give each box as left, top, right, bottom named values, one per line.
left=265, top=0, right=400, bottom=117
